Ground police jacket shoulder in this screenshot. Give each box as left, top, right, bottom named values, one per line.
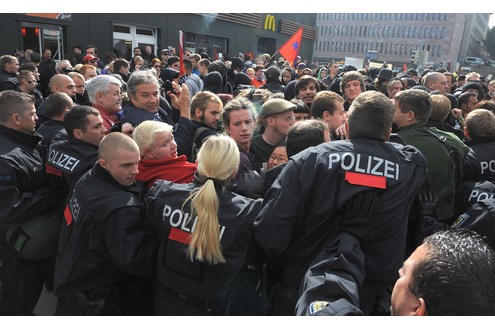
left=0, top=125, right=58, bottom=223
left=54, top=164, right=150, bottom=294
left=47, top=135, right=99, bottom=187
left=464, top=137, right=495, bottom=182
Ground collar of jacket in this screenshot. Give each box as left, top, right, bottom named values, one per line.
left=465, top=135, right=495, bottom=145
left=0, top=124, right=41, bottom=149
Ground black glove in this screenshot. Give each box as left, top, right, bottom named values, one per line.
left=417, top=191, right=439, bottom=218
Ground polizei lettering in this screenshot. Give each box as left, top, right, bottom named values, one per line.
left=162, top=205, right=226, bottom=240
left=468, top=189, right=495, bottom=203
left=48, top=149, right=81, bottom=172
left=480, top=160, right=495, bottom=175
left=328, top=152, right=399, bottom=180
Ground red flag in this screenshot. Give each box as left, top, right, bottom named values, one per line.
left=213, top=47, right=219, bottom=61
left=178, top=30, right=185, bottom=76
left=278, top=26, right=303, bottom=66
left=403, top=63, right=407, bottom=72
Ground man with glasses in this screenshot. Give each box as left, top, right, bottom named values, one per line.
left=16, top=70, right=42, bottom=107
left=250, top=98, right=296, bottom=171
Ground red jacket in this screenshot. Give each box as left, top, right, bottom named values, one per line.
left=136, top=155, right=196, bottom=189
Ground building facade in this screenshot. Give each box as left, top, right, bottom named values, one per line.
left=313, top=13, right=490, bottom=70
left=0, top=13, right=316, bottom=63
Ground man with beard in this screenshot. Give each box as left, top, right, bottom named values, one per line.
left=174, top=91, right=223, bottom=162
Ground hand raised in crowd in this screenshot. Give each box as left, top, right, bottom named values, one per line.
left=121, top=122, right=134, bottom=136
left=168, top=82, right=190, bottom=120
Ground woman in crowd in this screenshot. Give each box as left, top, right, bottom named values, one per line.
left=145, top=135, right=264, bottom=315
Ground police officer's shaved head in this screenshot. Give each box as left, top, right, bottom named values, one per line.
left=98, top=132, right=139, bottom=161
left=347, top=91, right=394, bottom=141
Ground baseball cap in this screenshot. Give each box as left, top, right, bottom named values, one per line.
left=261, top=98, right=297, bottom=118
left=83, top=55, right=97, bottom=63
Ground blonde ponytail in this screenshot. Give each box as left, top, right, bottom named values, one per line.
left=184, top=135, right=240, bottom=265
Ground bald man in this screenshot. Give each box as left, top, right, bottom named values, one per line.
left=53, top=132, right=154, bottom=315
left=422, top=72, right=449, bottom=94
left=36, top=73, right=77, bottom=126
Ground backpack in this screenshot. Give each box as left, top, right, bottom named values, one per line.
left=190, top=127, right=210, bottom=162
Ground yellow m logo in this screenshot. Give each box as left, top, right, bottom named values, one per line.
left=264, top=15, right=275, bottom=32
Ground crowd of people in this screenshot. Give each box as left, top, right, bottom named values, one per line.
left=0, top=43, right=495, bottom=316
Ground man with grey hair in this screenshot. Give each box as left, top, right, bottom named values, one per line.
left=55, top=59, right=73, bottom=74
left=120, top=69, right=192, bottom=146
left=0, top=54, right=20, bottom=91
left=254, top=91, right=427, bottom=315
left=422, top=72, right=448, bottom=94
left=122, top=70, right=187, bottom=127
left=86, top=74, right=122, bottom=130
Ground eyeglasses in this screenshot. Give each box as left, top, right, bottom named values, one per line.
left=153, top=65, right=162, bottom=69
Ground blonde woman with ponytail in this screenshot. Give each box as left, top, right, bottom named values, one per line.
left=146, top=135, right=264, bottom=315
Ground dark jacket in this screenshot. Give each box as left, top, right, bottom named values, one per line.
left=35, top=120, right=66, bottom=161
left=174, top=119, right=218, bottom=163
left=120, top=101, right=174, bottom=127
left=464, top=136, right=495, bottom=182
left=38, top=58, right=56, bottom=96
left=254, top=138, right=427, bottom=315
left=0, top=68, right=18, bottom=92
left=0, top=125, right=59, bottom=224
left=53, top=163, right=154, bottom=297
left=145, top=179, right=263, bottom=315
left=46, top=134, right=99, bottom=188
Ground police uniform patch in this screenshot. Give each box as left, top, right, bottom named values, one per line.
left=452, top=213, right=469, bottom=228
left=308, top=301, right=329, bottom=315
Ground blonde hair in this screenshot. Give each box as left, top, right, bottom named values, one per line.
left=132, top=120, right=173, bottom=156
left=430, top=94, right=452, bottom=121
left=183, top=135, right=240, bottom=264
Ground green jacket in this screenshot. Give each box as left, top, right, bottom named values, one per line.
left=397, top=123, right=470, bottom=223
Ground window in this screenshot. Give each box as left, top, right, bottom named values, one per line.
left=113, top=24, right=157, bottom=60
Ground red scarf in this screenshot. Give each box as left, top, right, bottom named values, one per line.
left=136, top=155, right=196, bottom=189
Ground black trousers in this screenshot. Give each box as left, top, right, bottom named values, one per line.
left=0, top=243, right=49, bottom=315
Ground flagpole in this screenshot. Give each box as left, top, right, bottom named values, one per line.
left=269, top=50, right=279, bottom=64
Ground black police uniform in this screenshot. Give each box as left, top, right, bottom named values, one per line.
left=254, top=138, right=427, bottom=315
left=464, top=137, right=495, bottom=182
left=35, top=121, right=66, bottom=161
left=46, top=134, right=99, bottom=188
left=0, top=124, right=61, bottom=314
left=145, top=179, right=264, bottom=315
left=53, top=163, right=154, bottom=315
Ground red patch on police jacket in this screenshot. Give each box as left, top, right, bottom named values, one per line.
left=64, top=204, right=72, bottom=226
left=46, top=164, right=63, bottom=177
left=168, top=227, right=192, bottom=245
left=345, top=171, right=386, bottom=189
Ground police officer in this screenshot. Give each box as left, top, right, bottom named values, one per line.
left=46, top=105, right=106, bottom=189
left=463, top=108, right=495, bottom=182
left=145, top=135, right=264, bottom=315
left=254, top=91, right=427, bottom=315
left=53, top=132, right=154, bottom=315
left=0, top=90, right=61, bottom=314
